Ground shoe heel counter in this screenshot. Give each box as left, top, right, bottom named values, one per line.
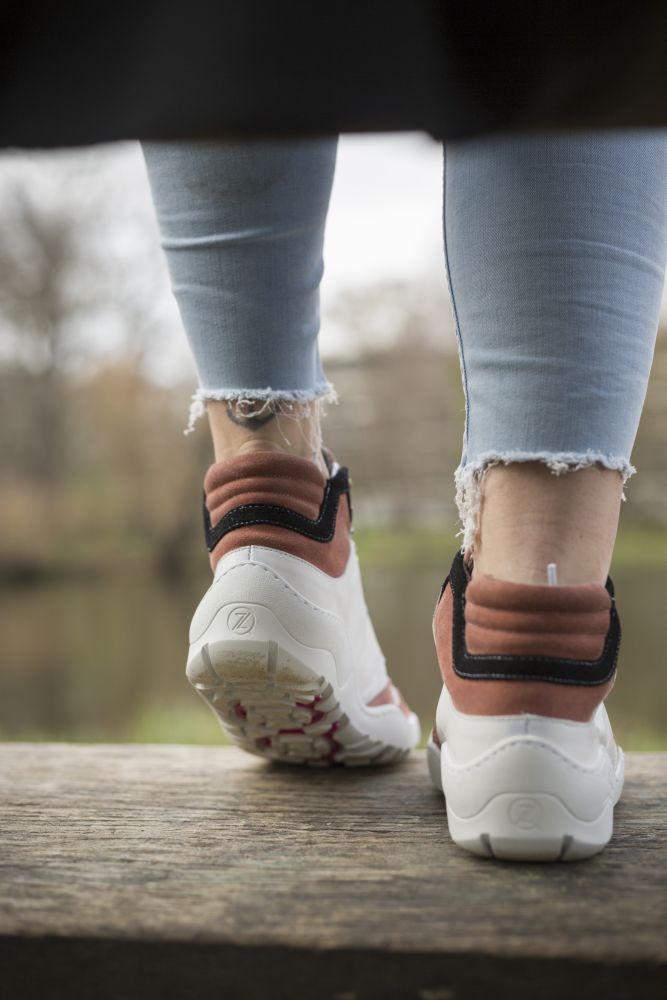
left=188, top=560, right=350, bottom=690
left=433, top=578, right=617, bottom=723
left=203, top=455, right=352, bottom=576
left=207, top=510, right=351, bottom=577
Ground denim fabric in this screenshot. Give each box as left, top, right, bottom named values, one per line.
left=444, top=130, right=667, bottom=470
left=143, top=131, right=667, bottom=535
left=142, top=138, right=339, bottom=417
left=442, top=130, right=667, bottom=544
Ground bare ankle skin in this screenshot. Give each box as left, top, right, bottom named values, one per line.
left=471, top=462, right=623, bottom=586
left=207, top=398, right=328, bottom=476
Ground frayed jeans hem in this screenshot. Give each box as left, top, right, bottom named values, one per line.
left=184, top=382, right=338, bottom=435
left=454, top=450, right=635, bottom=556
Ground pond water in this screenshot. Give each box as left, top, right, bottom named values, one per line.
left=1, top=558, right=665, bottom=750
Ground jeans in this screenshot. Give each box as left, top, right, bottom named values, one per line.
left=142, top=132, right=667, bottom=547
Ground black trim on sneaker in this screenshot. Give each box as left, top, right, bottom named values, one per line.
left=203, top=465, right=351, bottom=553
left=437, top=550, right=620, bottom=686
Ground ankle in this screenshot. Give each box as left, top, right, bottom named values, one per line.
left=470, top=550, right=606, bottom=587
left=469, top=462, right=622, bottom=586
left=207, top=398, right=328, bottom=476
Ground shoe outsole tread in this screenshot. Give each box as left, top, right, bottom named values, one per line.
left=188, top=638, right=411, bottom=767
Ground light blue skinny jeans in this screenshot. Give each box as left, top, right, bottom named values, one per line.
left=142, top=133, right=667, bottom=547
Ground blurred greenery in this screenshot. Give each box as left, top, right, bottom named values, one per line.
left=0, top=524, right=665, bottom=750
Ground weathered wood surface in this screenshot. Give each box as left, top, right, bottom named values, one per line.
left=1, top=744, right=665, bottom=999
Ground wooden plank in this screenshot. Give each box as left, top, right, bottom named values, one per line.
left=1, top=744, right=665, bottom=999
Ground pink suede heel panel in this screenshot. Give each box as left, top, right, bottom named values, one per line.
left=464, top=625, right=607, bottom=660
left=206, top=475, right=326, bottom=524
left=466, top=574, right=611, bottom=612
left=464, top=604, right=611, bottom=635
left=464, top=575, right=611, bottom=660
left=434, top=585, right=614, bottom=722
left=366, top=681, right=413, bottom=718
left=204, top=452, right=350, bottom=577
left=204, top=451, right=327, bottom=493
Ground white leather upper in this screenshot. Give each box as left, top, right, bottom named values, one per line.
left=203, top=540, right=390, bottom=705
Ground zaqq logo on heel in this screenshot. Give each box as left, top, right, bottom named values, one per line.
left=227, top=606, right=256, bottom=635
left=508, top=797, right=544, bottom=831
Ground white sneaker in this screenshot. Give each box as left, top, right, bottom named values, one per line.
left=186, top=450, right=421, bottom=765
left=427, top=549, right=624, bottom=860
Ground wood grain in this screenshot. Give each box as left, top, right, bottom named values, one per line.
left=1, top=744, right=665, bottom=999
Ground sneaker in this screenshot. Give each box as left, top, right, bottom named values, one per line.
left=427, top=548, right=624, bottom=861
left=186, top=449, right=421, bottom=765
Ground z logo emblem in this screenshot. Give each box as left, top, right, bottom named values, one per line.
left=227, top=606, right=256, bottom=635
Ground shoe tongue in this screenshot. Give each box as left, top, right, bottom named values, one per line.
left=204, top=451, right=327, bottom=496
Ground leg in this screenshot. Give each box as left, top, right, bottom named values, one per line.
left=444, top=130, right=667, bottom=585
left=430, top=129, right=667, bottom=859
left=142, top=138, right=420, bottom=765
left=142, top=138, right=338, bottom=475
left=473, top=462, right=623, bottom=585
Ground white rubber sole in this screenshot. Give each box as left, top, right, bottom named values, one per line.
left=427, top=689, right=624, bottom=861
left=186, top=548, right=421, bottom=766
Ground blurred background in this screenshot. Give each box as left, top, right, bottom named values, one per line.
left=1, top=134, right=666, bottom=749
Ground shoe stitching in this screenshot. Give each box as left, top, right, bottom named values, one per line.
left=441, top=736, right=615, bottom=778
left=216, top=561, right=340, bottom=620
left=242, top=543, right=356, bottom=582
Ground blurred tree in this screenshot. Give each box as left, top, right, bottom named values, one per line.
left=0, top=149, right=197, bottom=575
left=0, top=149, right=172, bottom=484
left=0, top=148, right=665, bottom=581
left=0, top=184, right=83, bottom=485
left=623, top=324, right=667, bottom=526
left=324, top=281, right=463, bottom=526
